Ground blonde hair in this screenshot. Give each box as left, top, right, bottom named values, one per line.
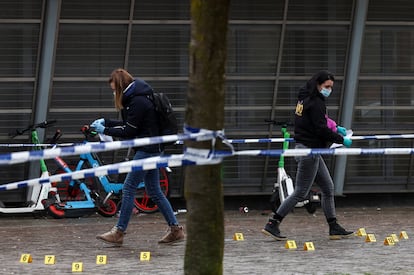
left=108, top=68, right=134, bottom=110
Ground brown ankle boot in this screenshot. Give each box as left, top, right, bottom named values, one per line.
left=158, top=225, right=185, bottom=244
left=96, top=226, right=125, bottom=246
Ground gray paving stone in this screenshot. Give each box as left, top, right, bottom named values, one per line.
left=0, top=206, right=413, bottom=274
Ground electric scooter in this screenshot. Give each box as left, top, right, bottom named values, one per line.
left=43, top=128, right=117, bottom=219
left=0, top=120, right=59, bottom=216
left=44, top=126, right=168, bottom=218
left=266, top=120, right=320, bottom=214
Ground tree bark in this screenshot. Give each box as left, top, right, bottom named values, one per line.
left=184, top=1, right=230, bottom=274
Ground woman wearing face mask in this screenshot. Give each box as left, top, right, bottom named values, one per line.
left=262, top=70, right=353, bottom=241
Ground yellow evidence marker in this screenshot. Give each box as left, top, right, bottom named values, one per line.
left=285, top=240, right=297, bottom=249
left=356, top=228, right=367, bottom=236
left=365, top=234, right=377, bottom=242
left=384, top=236, right=395, bottom=246
left=96, top=255, right=107, bottom=265
left=399, top=231, right=409, bottom=240
left=390, top=234, right=399, bottom=243
left=303, top=242, right=315, bottom=251
left=72, top=262, right=83, bottom=272
left=19, top=254, right=33, bottom=263
left=233, top=232, right=244, bottom=241
left=44, top=255, right=56, bottom=265
left=140, top=252, right=151, bottom=261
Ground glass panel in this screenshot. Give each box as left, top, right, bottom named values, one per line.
left=367, top=0, right=414, bottom=21
left=229, top=0, right=284, bottom=20
left=55, top=24, right=128, bottom=77
left=0, top=0, right=42, bottom=19
left=61, top=0, right=131, bottom=20
left=281, top=25, right=349, bottom=75
left=51, top=81, right=113, bottom=109
left=0, top=82, right=34, bottom=109
left=129, top=25, right=190, bottom=77
left=134, top=0, right=189, bottom=20
left=0, top=24, right=39, bottom=77
left=0, top=112, right=32, bottom=141
left=361, top=27, right=414, bottom=76
left=227, top=25, right=280, bottom=76
left=346, top=140, right=412, bottom=178
left=288, top=0, right=352, bottom=21
left=354, top=81, right=414, bottom=131
left=226, top=81, right=275, bottom=107
left=0, top=82, right=34, bottom=140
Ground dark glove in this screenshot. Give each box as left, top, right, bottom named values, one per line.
left=336, top=126, right=347, bottom=136
left=90, top=121, right=105, bottom=134
left=343, top=137, right=352, bottom=148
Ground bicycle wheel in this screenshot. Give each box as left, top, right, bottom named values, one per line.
left=134, top=168, right=169, bottom=213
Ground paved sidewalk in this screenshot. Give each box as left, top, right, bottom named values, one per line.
left=0, top=206, right=413, bottom=274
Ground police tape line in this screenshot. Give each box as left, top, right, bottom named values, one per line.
left=0, top=130, right=412, bottom=167
left=1, top=147, right=414, bottom=191
left=0, top=130, right=221, bottom=166
left=230, top=147, right=414, bottom=157
left=177, top=133, right=414, bottom=145
left=229, top=133, right=414, bottom=143
left=2, top=133, right=414, bottom=148
left=0, top=142, right=77, bottom=147
left=0, top=154, right=183, bottom=191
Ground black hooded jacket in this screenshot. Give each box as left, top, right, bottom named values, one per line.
left=103, top=78, right=161, bottom=153
left=294, top=84, right=344, bottom=149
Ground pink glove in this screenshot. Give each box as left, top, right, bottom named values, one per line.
left=325, top=115, right=337, bottom=132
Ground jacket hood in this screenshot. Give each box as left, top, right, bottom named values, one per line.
left=297, top=85, right=310, bottom=100
left=122, top=79, right=153, bottom=102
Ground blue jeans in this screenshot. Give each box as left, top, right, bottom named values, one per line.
left=116, top=150, right=178, bottom=231
left=276, top=143, right=336, bottom=221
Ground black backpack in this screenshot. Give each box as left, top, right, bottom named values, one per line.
left=148, top=92, right=178, bottom=144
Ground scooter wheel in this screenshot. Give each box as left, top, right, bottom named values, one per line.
left=47, top=204, right=65, bottom=219
left=97, top=198, right=117, bottom=217
left=305, top=202, right=317, bottom=214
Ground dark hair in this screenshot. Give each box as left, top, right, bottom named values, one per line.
left=306, top=70, right=335, bottom=97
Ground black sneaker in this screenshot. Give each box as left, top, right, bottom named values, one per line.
left=329, top=222, right=354, bottom=240
left=261, top=219, right=287, bottom=241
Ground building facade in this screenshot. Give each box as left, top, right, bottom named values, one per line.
left=0, top=0, right=413, bottom=202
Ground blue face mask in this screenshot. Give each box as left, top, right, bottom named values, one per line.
left=320, top=87, right=332, bottom=97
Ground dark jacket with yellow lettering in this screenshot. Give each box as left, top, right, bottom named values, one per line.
left=294, top=85, right=343, bottom=148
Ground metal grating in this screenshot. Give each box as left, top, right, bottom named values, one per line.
left=0, top=0, right=413, bottom=201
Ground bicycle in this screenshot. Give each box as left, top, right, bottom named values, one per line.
left=0, top=120, right=59, bottom=216
left=265, top=120, right=320, bottom=214
left=45, top=125, right=169, bottom=218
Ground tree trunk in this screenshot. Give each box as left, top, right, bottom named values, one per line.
left=184, top=1, right=230, bottom=274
